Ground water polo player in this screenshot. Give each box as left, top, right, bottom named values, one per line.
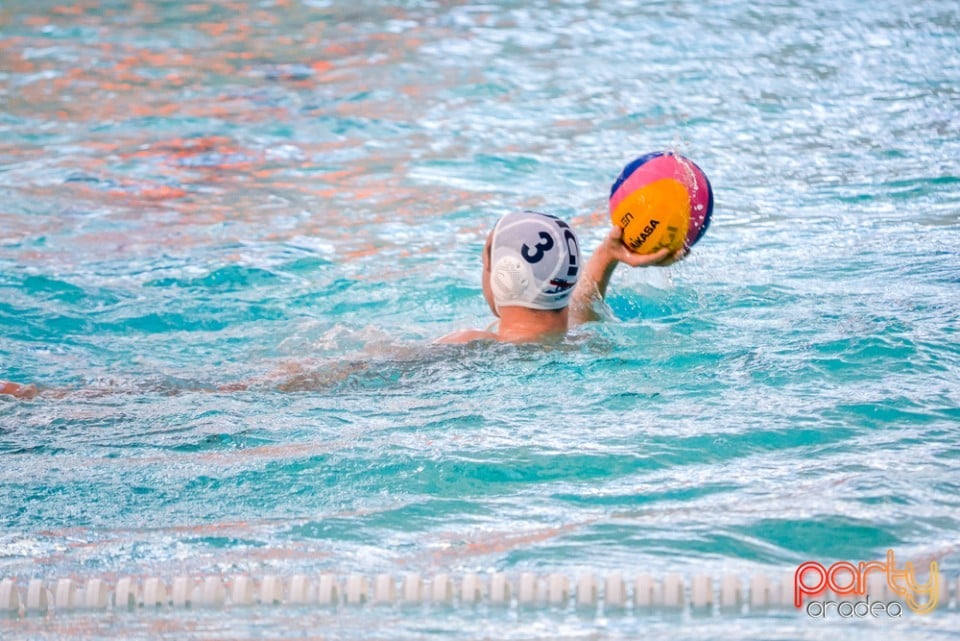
left=2, top=155, right=705, bottom=394
left=1, top=215, right=681, bottom=395
left=438, top=210, right=682, bottom=344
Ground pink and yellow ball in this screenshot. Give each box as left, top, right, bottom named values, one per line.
left=609, top=151, right=713, bottom=255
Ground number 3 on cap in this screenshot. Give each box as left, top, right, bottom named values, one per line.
left=521, top=232, right=554, bottom=264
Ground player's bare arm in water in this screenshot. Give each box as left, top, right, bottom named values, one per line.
left=0, top=380, right=39, bottom=400
left=568, top=225, right=682, bottom=325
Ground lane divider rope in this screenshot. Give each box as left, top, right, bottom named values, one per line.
left=1, top=572, right=956, bottom=616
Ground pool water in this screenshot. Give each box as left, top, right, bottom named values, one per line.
left=1, top=0, right=959, bottom=639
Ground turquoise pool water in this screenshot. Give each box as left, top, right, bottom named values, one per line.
left=1, top=0, right=959, bottom=638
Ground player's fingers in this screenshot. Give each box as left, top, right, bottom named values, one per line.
left=621, top=247, right=671, bottom=267
left=658, top=248, right=687, bottom=266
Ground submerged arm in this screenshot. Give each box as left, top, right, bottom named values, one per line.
left=0, top=380, right=39, bottom=399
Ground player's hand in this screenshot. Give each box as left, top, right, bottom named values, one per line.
left=601, top=226, right=685, bottom=267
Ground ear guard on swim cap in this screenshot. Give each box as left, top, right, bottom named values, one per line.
left=488, top=211, right=580, bottom=312
left=491, top=254, right=533, bottom=303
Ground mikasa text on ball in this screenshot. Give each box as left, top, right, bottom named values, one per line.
left=609, top=151, right=714, bottom=255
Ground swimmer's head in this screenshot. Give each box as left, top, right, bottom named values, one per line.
left=482, top=211, right=581, bottom=315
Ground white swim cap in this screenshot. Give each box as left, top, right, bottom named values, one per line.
left=489, top=211, right=581, bottom=311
